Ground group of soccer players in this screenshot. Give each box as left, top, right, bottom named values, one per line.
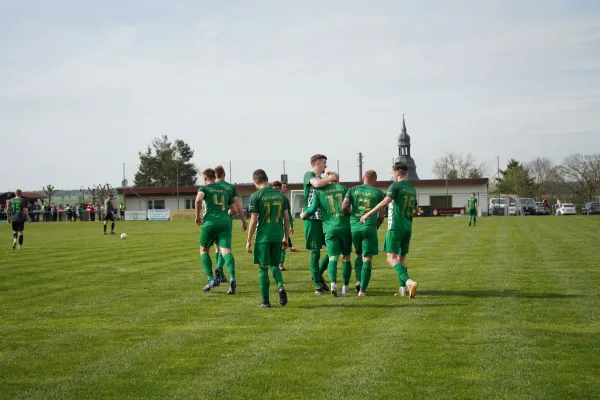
left=195, top=155, right=419, bottom=308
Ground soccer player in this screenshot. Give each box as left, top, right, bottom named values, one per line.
left=281, top=183, right=299, bottom=252
left=301, top=171, right=353, bottom=297
left=103, top=194, right=117, bottom=235
left=246, top=169, right=290, bottom=308
left=360, top=162, right=419, bottom=298
left=214, top=165, right=248, bottom=285
left=303, top=154, right=338, bottom=294
left=342, top=170, right=386, bottom=296
left=7, top=189, right=32, bottom=249
left=272, top=181, right=294, bottom=271
left=195, top=168, right=240, bottom=294
left=467, top=192, right=478, bottom=226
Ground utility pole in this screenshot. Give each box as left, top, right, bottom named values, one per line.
left=337, top=159, right=340, bottom=174
left=229, top=161, right=232, bottom=184
left=357, top=152, right=363, bottom=181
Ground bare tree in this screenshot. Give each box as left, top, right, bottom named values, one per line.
left=556, top=153, right=600, bottom=202
left=87, top=186, right=101, bottom=206
left=526, top=157, right=557, bottom=199
left=42, top=184, right=57, bottom=205
left=432, top=152, right=489, bottom=179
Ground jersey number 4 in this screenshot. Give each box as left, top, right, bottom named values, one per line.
left=213, top=195, right=226, bottom=211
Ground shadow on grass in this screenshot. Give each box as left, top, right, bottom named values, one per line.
left=297, top=303, right=464, bottom=309
left=419, top=290, right=584, bottom=299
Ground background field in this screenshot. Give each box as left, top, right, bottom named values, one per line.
left=1, top=216, right=600, bottom=399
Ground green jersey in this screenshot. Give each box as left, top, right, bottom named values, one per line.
left=104, top=199, right=114, bottom=215
left=467, top=196, right=477, bottom=208
left=199, top=183, right=233, bottom=225
left=8, top=198, right=27, bottom=222
left=346, top=184, right=386, bottom=230
left=216, top=180, right=239, bottom=205
left=305, top=184, right=350, bottom=233
left=303, top=171, right=322, bottom=220
left=249, top=186, right=289, bottom=243
left=386, top=180, right=417, bottom=232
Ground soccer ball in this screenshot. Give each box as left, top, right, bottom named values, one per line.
left=120, top=233, right=127, bottom=239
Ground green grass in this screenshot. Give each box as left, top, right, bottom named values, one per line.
left=2, top=216, right=600, bottom=399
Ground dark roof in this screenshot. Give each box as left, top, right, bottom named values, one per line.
left=118, top=178, right=489, bottom=196
left=0, top=192, right=46, bottom=199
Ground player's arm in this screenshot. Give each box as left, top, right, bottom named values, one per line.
left=246, top=212, right=258, bottom=252
left=195, top=191, right=205, bottom=225
left=6, top=202, right=10, bottom=223
left=300, top=195, right=320, bottom=219
left=309, top=175, right=336, bottom=188
left=233, top=196, right=248, bottom=230
left=341, top=191, right=351, bottom=213
left=282, top=209, right=290, bottom=249
left=361, top=197, right=393, bottom=223
left=376, top=208, right=385, bottom=229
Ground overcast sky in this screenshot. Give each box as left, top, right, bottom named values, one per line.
left=1, top=0, right=599, bottom=190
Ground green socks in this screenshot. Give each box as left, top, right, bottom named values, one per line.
left=473, top=215, right=477, bottom=226
left=201, top=253, right=214, bottom=281
left=13, top=233, right=17, bottom=241
left=342, top=261, right=352, bottom=286
left=393, top=263, right=409, bottom=286
left=224, top=253, right=236, bottom=281
left=319, top=254, right=329, bottom=275
left=216, top=252, right=225, bottom=277
left=280, top=249, right=287, bottom=265
left=259, top=266, right=270, bottom=304
left=269, top=266, right=284, bottom=288
left=18, top=235, right=23, bottom=246
left=328, top=257, right=339, bottom=284
left=310, top=251, right=321, bottom=289
left=360, top=261, right=372, bottom=292
left=354, top=257, right=363, bottom=282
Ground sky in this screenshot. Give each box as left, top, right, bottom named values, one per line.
left=1, top=0, right=599, bottom=190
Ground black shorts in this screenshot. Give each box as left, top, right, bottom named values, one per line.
left=104, top=213, right=115, bottom=222
left=12, top=221, right=25, bottom=232
left=120, top=211, right=125, bottom=217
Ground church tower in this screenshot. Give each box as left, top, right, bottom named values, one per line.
left=395, top=114, right=420, bottom=180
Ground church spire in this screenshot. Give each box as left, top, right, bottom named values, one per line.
left=395, top=114, right=420, bottom=180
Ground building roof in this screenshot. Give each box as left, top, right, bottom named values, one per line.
left=0, top=191, right=46, bottom=199
left=118, top=178, right=489, bottom=196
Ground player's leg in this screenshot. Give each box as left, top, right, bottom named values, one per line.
left=219, top=230, right=236, bottom=295
left=268, top=243, right=287, bottom=306
left=11, top=222, right=18, bottom=249
left=352, top=230, right=363, bottom=292
left=214, top=244, right=224, bottom=286
left=394, top=231, right=417, bottom=298
left=472, top=208, right=477, bottom=226
left=384, top=230, right=407, bottom=296
left=359, top=228, right=379, bottom=295
left=200, top=226, right=217, bottom=291
left=254, top=243, right=271, bottom=307
left=103, top=214, right=108, bottom=234
left=326, top=236, right=341, bottom=296
left=358, top=256, right=372, bottom=296
left=110, top=214, right=116, bottom=234
left=304, top=220, right=328, bottom=294
left=318, top=230, right=329, bottom=278
left=279, top=247, right=287, bottom=271
left=340, top=233, right=353, bottom=295
left=17, top=223, right=24, bottom=249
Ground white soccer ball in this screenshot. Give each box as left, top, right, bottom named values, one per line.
left=120, top=233, right=127, bottom=239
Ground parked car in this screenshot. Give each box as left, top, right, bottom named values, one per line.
left=581, top=202, right=600, bottom=215
left=489, top=197, right=506, bottom=216
left=535, top=201, right=550, bottom=215
left=556, top=203, right=577, bottom=215
left=507, top=198, right=536, bottom=215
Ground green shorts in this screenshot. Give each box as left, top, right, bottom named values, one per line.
left=383, top=230, right=412, bottom=256
left=304, top=219, right=324, bottom=250
left=200, top=223, right=232, bottom=249
left=254, top=242, right=283, bottom=266
left=352, top=227, right=379, bottom=257
left=325, top=229, right=352, bottom=257
left=468, top=206, right=476, bottom=216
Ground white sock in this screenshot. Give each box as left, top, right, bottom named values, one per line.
left=399, top=287, right=406, bottom=294
left=406, top=279, right=415, bottom=286
left=331, top=282, right=337, bottom=290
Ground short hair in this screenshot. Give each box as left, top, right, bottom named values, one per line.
left=203, top=168, right=216, bottom=180
left=310, top=154, right=327, bottom=166
left=272, top=181, right=282, bottom=188
left=253, top=169, right=268, bottom=184
left=364, top=170, right=377, bottom=181
left=393, top=162, right=408, bottom=174
left=325, top=171, right=340, bottom=181
left=15, top=189, right=22, bottom=196
left=214, top=165, right=226, bottom=179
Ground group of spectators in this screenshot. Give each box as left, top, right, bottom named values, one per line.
left=1, top=202, right=121, bottom=222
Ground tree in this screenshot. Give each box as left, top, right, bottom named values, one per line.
left=134, top=135, right=198, bottom=187
left=87, top=185, right=102, bottom=206
left=42, top=184, right=57, bottom=205
left=432, top=152, right=489, bottom=179
left=526, top=157, right=557, bottom=199
left=556, top=153, right=600, bottom=203
left=497, top=159, right=535, bottom=196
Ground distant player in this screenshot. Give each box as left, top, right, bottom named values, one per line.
left=272, top=181, right=294, bottom=271
left=303, top=154, right=337, bottom=294
left=342, top=170, right=386, bottom=296
left=214, top=165, right=248, bottom=285
left=195, top=168, right=240, bottom=294
left=360, top=162, right=418, bottom=298
left=246, top=169, right=290, bottom=308
left=120, top=203, right=126, bottom=220
left=103, top=194, right=116, bottom=235
left=467, top=192, right=478, bottom=226
left=301, top=171, right=353, bottom=297
left=7, top=189, right=32, bottom=249
left=280, top=183, right=299, bottom=252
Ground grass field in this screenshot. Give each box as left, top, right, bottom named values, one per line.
left=2, top=216, right=600, bottom=399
